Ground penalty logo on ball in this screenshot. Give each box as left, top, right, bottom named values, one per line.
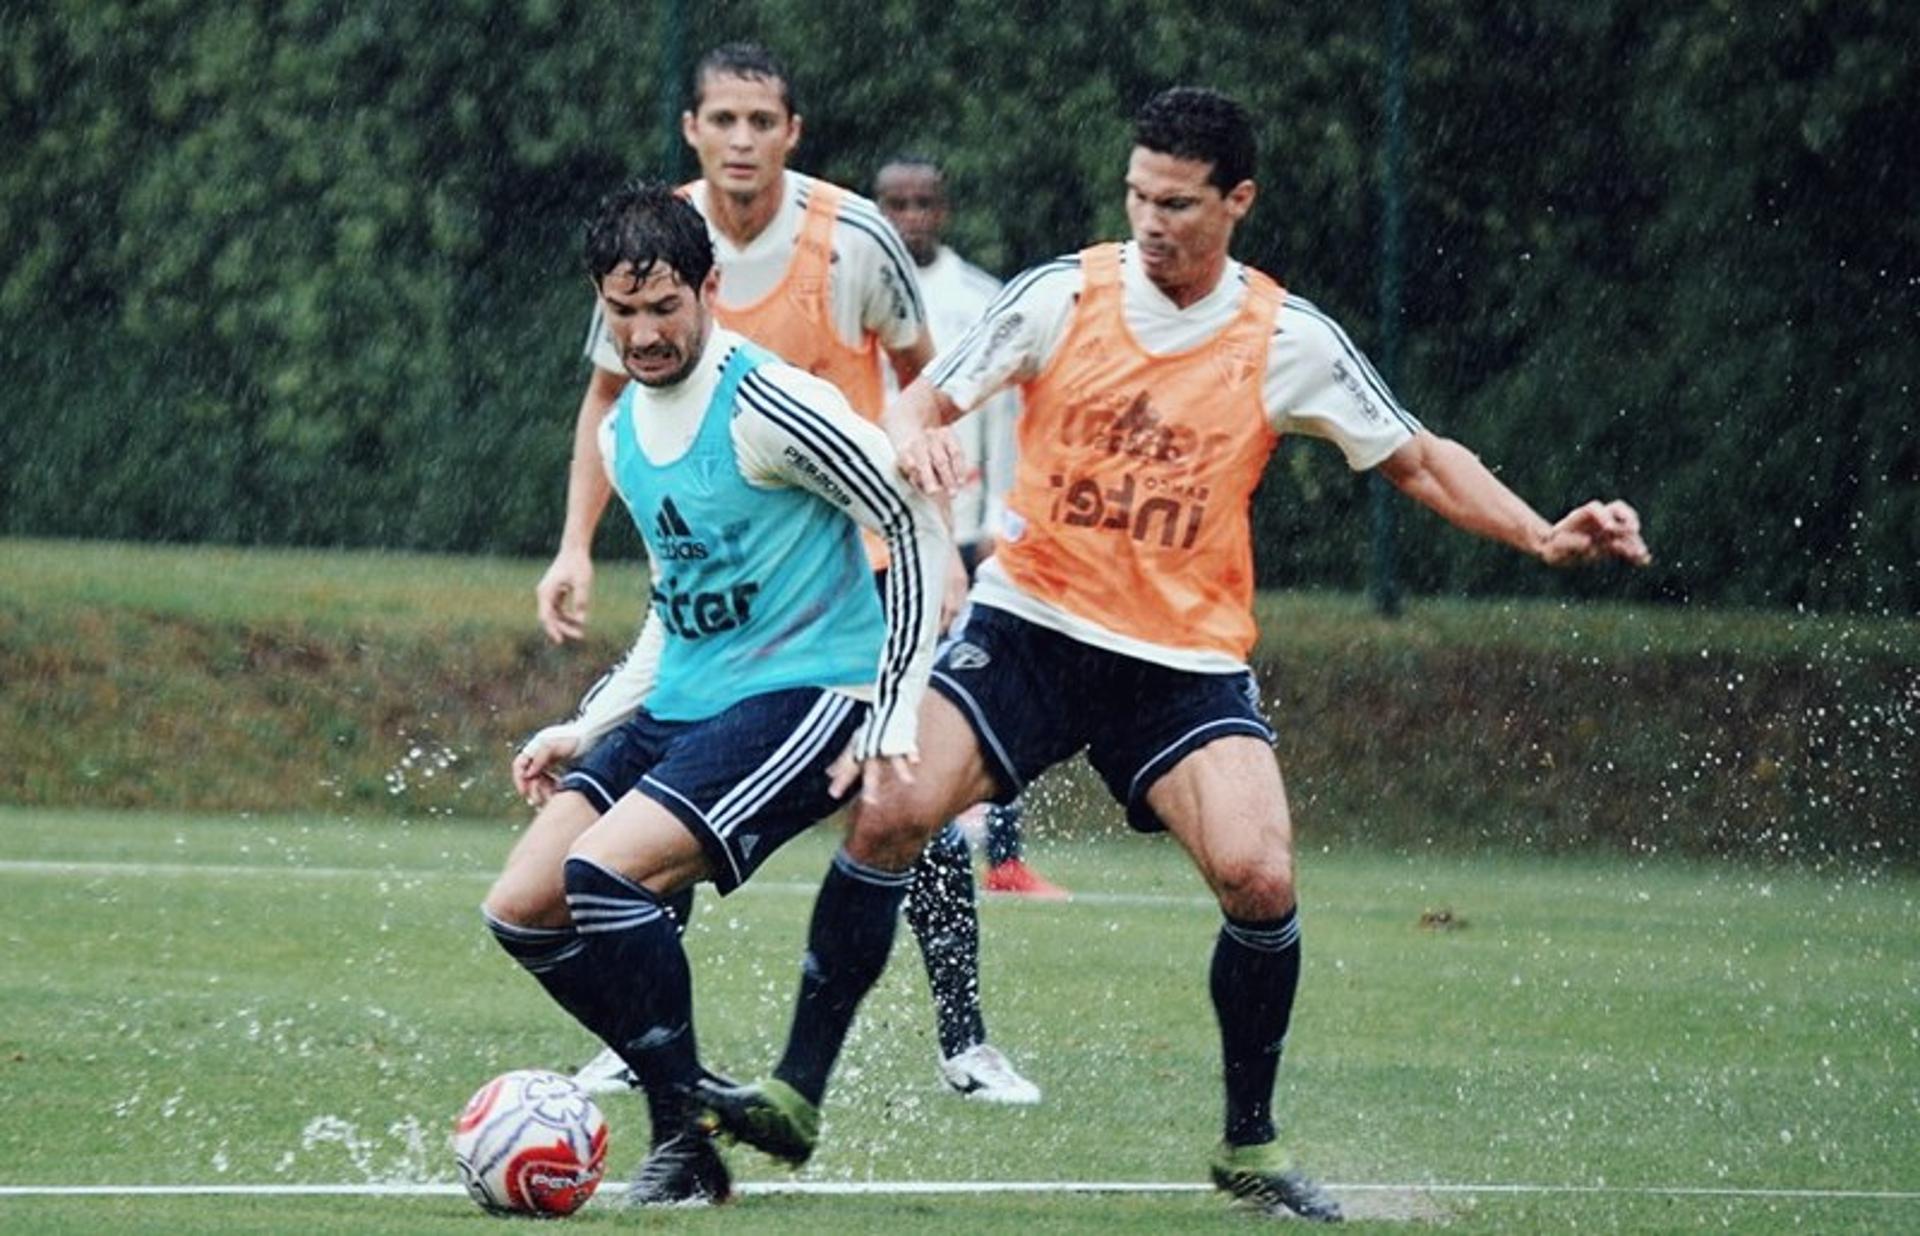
left=452, top=1068, right=608, bottom=1216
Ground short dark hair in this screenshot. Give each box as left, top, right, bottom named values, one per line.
left=877, top=152, right=942, bottom=178
left=1131, top=87, right=1256, bottom=193
left=873, top=153, right=945, bottom=194
left=691, top=42, right=795, bottom=115
left=583, top=179, right=715, bottom=291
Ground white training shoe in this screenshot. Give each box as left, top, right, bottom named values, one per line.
left=939, top=1043, right=1041, bottom=1104
left=572, top=1046, right=637, bottom=1097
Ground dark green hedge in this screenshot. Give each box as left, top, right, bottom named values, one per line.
left=4, top=1, right=1915, bottom=611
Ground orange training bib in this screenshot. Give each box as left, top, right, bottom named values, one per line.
left=696, top=179, right=891, bottom=567
left=997, top=243, right=1283, bottom=660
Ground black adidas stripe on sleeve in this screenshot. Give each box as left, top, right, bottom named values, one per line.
left=738, top=370, right=927, bottom=738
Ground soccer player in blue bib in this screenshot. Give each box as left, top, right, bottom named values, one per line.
left=481, top=181, right=949, bottom=1206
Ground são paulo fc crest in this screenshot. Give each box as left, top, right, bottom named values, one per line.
left=1213, top=340, right=1259, bottom=387
left=947, top=642, right=991, bottom=671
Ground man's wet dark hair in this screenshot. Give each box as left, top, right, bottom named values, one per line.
left=1131, top=87, right=1256, bottom=194
left=690, top=41, right=795, bottom=115
left=583, top=179, right=715, bottom=291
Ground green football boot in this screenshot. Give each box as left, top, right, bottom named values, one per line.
left=695, top=1077, right=820, bottom=1168
left=1210, top=1140, right=1344, bottom=1223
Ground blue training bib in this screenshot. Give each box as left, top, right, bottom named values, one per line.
left=607, top=342, right=885, bottom=721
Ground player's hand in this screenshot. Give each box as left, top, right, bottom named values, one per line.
left=940, top=548, right=970, bottom=633
left=513, top=732, right=583, bottom=807
left=1538, top=500, right=1651, bottom=568
left=536, top=547, right=594, bottom=644
left=891, top=425, right=969, bottom=496
left=827, top=745, right=918, bottom=803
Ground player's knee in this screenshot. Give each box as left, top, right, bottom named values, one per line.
left=844, top=793, right=947, bottom=871
left=482, top=866, right=568, bottom=929
left=1208, top=853, right=1296, bottom=919
left=842, top=825, right=931, bottom=872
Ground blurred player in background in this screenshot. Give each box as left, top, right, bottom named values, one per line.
left=874, top=154, right=1068, bottom=902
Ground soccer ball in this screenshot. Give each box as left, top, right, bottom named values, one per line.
left=453, top=1068, right=608, bottom=1216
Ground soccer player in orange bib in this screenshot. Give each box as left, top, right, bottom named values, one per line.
left=700, top=86, right=1650, bottom=1222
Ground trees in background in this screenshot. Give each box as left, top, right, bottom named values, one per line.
left=3, top=0, right=1913, bottom=611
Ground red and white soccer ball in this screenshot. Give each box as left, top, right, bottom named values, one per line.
left=453, top=1069, right=608, bottom=1217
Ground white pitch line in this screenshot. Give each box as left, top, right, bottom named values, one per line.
left=0, top=859, right=460, bottom=882
left=0, top=1181, right=1915, bottom=1202
left=0, top=859, right=1214, bottom=909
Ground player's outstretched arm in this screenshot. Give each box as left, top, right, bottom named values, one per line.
left=535, top=367, right=628, bottom=643
left=1376, top=431, right=1651, bottom=567
left=887, top=256, right=1069, bottom=495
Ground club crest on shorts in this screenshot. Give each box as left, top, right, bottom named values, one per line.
left=947, top=641, right=991, bottom=671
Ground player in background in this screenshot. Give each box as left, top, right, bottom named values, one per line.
left=537, top=42, right=937, bottom=636
left=879, top=159, right=1075, bottom=902
left=701, top=87, right=1651, bottom=1222
left=547, top=44, right=1039, bottom=1105
left=482, top=182, right=949, bottom=1205
left=873, top=154, right=1070, bottom=903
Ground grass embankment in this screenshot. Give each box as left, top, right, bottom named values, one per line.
left=3, top=537, right=1915, bottom=861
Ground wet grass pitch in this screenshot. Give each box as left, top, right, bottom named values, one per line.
left=1, top=806, right=1914, bottom=1233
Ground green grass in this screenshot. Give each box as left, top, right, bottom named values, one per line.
left=4, top=536, right=1917, bottom=1227
left=2, top=807, right=1915, bottom=1233
left=0, top=538, right=642, bottom=635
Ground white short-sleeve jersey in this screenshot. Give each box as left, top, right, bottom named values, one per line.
left=927, top=241, right=1423, bottom=673
left=892, top=245, right=1019, bottom=547
left=929, top=241, right=1420, bottom=471
left=587, top=172, right=927, bottom=373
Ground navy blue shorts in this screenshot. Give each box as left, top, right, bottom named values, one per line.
left=558, top=687, right=865, bottom=894
left=929, top=604, right=1274, bottom=833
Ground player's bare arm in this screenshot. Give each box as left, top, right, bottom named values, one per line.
left=883, top=375, right=972, bottom=495
left=936, top=504, right=970, bottom=632
left=883, top=327, right=936, bottom=390
left=536, top=365, right=628, bottom=642
left=1377, top=431, right=1651, bottom=567
left=888, top=259, right=1067, bottom=496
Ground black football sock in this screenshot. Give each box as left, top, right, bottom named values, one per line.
left=984, top=799, right=1025, bottom=866
left=905, top=822, right=987, bottom=1058
left=562, top=857, right=703, bottom=1138
left=483, top=884, right=694, bottom=1022
left=773, top=847, right=913, bottom=1106
left=1210, top=909, right=1302, bottom=1147
left=484, top=909, right=602, bottom=1024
